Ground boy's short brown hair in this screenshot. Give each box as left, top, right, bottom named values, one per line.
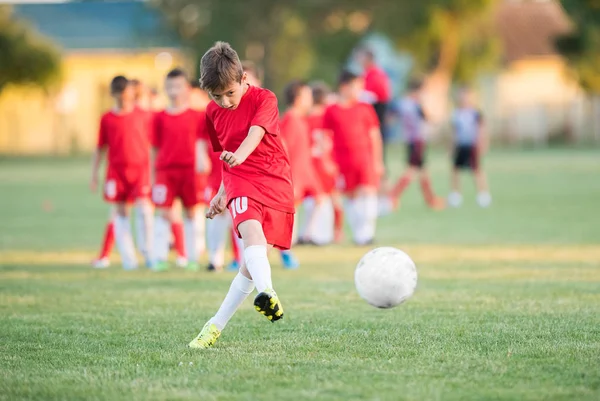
left=200, top=41, right=244, bottom=93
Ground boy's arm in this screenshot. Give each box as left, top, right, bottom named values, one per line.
left=90, top=147, right=106, bottom=192
left=369, top=127, right=385, bottom=178
left=220, top=125, right=265, bottom=167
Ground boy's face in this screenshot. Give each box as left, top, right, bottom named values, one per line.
left=295, top=86, right=313, bottom=113
left=339, top=78, right=364, bottom=101
left=165, top=76, right=190, bottom=102
left=209, top=73, right=248, bottom=110
left=113, top=84, right=135, bottom=104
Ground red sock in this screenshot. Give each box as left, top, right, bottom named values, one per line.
left=391, top=175, right=412, bottom=200
left=333, top=204, right=344, bottom=233
left=171, top=222, right=186, bottom=258
left=420, top=176, right=435, bottom=204
left=98, top=222, right=114, bottom=260
left=230, top=229, right=242, bottom=263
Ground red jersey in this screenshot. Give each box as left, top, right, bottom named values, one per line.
left=97, top=109, right=150, bottom=167
left=206, top=150, right=222, bottom=190
left=152, top=109, right=205, bottom=169
left=322, top=102, right=379, bottom=166
left=204, top=85, right=295, bottom=214
left=364, top=65, right=391, bottom=103
left=280, top=110, right=313, bottom=189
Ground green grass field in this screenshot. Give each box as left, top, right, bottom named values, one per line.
left=1, top=148, right=599, bottom=401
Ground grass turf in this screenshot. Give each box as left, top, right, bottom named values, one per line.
left=1, top=148, right=599, bottom=400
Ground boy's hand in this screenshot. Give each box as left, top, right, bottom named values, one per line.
left=90, top=175, right=98, bottom=193
left=220, top=150, right=245, bottom=167
left=206, top=192, right=227, bottom=219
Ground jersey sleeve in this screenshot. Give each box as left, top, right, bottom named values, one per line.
left=97, top=115, right=108, bottom=148
left=365, top=105, right=380, bottom=128
left=205, top=111, right=223, bottom=152
left=251, top=90, right=280, bottom=136
left=196, top=112, right=209, bottom=141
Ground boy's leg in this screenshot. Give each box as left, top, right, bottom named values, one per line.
left=206, top=212, right=229, bottom=270
left=153, top=207, right=172, bottom=268
left=113, top=203, right=138, bottom=270
left=170, top=201, right=186, bottom=261
left=389, top=167, right=416, bottom=209
left=332, top=192, right=344, bottom=243
left=183, top=207, right=202, bottom=267
left=419, top=169, right=445, bottom=210
left=474, top=168, right=491, bottom=208
left=134, top=198, right=153, bottom=266
left=448, top=168, right=463, bottom=207
left=92, top=208, right=116, bottom=268
left=353, top=186, right=378, bottom=245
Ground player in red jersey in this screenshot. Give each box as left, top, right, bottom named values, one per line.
left=306, top=82, right=344, bottom=243
left=241, top=61, right=300, bottom=269
left=323, top=71, right=384, bottom=246
left=188, top=42, right=293, bottom=349
left=90, top=76, right=153, bottom=270
left=151, top=68, right=210, bottom=271
left=280, top=80, right=327, bottom=248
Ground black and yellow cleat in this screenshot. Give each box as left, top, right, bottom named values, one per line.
left=253, top=289, right=284, bottom=322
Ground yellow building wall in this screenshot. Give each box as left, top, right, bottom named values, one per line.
left=0, top=50, right=189, bottom=155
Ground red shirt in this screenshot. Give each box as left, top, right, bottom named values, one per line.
left=364, top=65, right=391, bottom=103
left=206, top=150, right=222, bottom=190
left=152, top=108, right=205, bottom=169
left=97, top=109, right=150, bottom=168
left=203, top=85, right=295, bottom=214
left=307, top=113, right=332, bottom=160
left=323, top=102, right=379, bottom=166
left=280, top=110, right=314, bottom=191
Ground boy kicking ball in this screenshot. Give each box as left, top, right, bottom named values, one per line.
left=188, top=42, right=295, bottom=349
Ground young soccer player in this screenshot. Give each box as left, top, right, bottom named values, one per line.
left=323, top=71, right=384, bottom=246
left=90, top=76, right=153, bottom=270
left=307, top=82, right=344, bottom=243
left=188, top=42, right=293, bottom=349
left=241, top=60, right=300, bottom=269
left=388, top=79, right=445, bottom=210
left=280, top=80, right=325, bottom=248
left=448, top=88, right=491, bottom=208
left=152, top=68, right=209, bottom=270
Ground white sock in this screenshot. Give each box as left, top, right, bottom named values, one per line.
left=477, top=192, right=492, bottom=208
left=299, top=197, right=316, bottom=240
left=311, top=197, right=334, bottom=245
left=363, top=194, right=378, bottom=241
left=448, top=192, right=463, bottom=208
left=210, top=273, right=255, bottom=331
left=184, top=216, right=202, bottom=263
left=351, top=197, right=369, bottom=244
left=134, top=203, right=153, bottom=262
left=344, top=198, right=359, bottom=238
left=114, top=215, right=137, bottom=269
left=206, top=213, right=229, bottom=268
left=244, top=245, right=272, bottom=293
left=153, top=215, right=170, bottom=262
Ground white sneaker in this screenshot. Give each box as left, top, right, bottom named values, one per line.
left=477, top=192, right=492, bottom=208
left=175, top=256, right=188, bottom=268
left=448, top=192, right=463, bottom=208
left=91, top=257, right=110, bottom=269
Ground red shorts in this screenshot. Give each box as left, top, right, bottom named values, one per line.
left=336, top=161, right=378, bottom=194
left=104, top=165, right=150, bottom=203
left=312, top=158, right=337, bottom=194
left=228, top=197, right=294, bottom=250
left=153, top=168, right=203, bottom=208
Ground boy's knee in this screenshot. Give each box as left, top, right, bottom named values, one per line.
left=237, top=220, right=267, bottom=247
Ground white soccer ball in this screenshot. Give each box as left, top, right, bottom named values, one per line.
left=354, top=247, right=417, bottom=308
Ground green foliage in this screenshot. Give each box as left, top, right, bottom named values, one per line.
left=153, top=0, right=500, bottom=93
left=0, top=6, right=61, bottom=94
left=557, top=0, right=600, bottom=92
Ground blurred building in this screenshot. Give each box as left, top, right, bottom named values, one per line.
left=0, top=1, right=187, bottom=155
left=484, top=0, right=593, bottom=144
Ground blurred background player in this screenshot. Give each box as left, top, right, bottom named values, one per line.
left=448, top=87, right=491, bottom=208
left=388, top=79, right=445, bottom=211
left=189, top=42, right=292, bottom=349
left=323, top=71, right=383, bottom=245
left=305, top=81, right=342, bottom=244
left=90, top=76, right=153, bottom=270
left=280, top=80, right=325, bottom=249
left=242, top=60, right=299, bottom=269
left=357, top=47, right=392, bottom=172
left=151, top=68, right=209, bottom=271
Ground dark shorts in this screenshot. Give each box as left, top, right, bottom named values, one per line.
left=453, top=145, right=479, bottom=170
left=406, top=141, right=425, bottom=168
